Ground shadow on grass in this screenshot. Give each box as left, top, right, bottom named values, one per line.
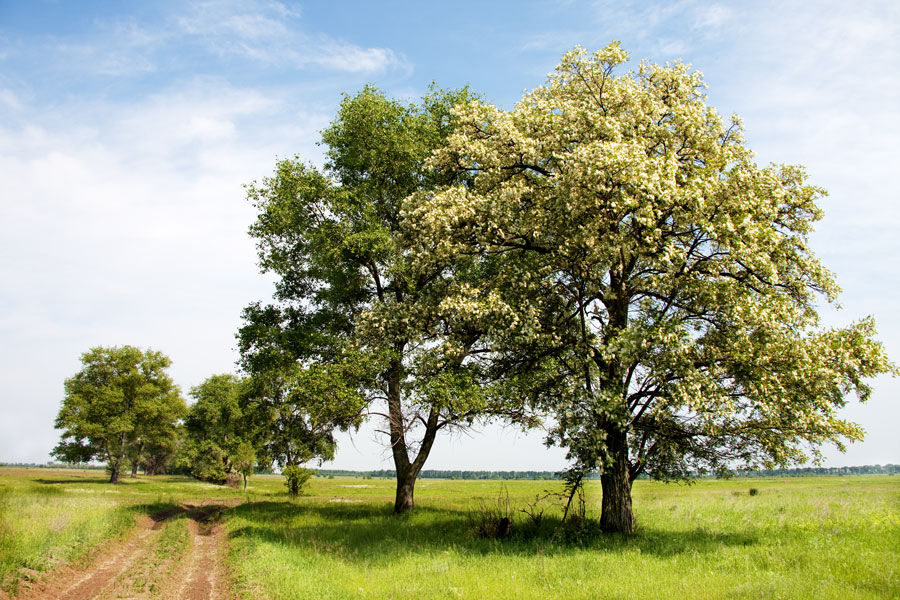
left=226, top=500, right=758, bottom=565
left=34, top=475, right=200, bottom=486
left=34, top=478, right=127, bottom=486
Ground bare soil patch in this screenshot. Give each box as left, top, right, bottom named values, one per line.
left=9, top=503, right=237, bottom=600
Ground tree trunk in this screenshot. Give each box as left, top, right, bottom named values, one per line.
left=130, top=441, right=144, bottom=478
left=109, top=462, right=120, bottom=484
left=243, top=473, right=248, bottom=490
left=394, top=466, right=417, bottom=514
left=386, top=353, right=414, bottom=514
left=599, top=430, right=634, bottom=534
left=392, top=409, right=441, bottom=514
left=385, top=346, right=443, bottom=515
left=109, top=433, right=127, bottom=484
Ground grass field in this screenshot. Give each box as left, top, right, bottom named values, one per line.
left=0, top=467, right=248, bottom=595
left=1, top=468, right=897, bottom=599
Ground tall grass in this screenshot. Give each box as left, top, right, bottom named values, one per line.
left=0, top=467, right=249, bottom=595
left=0, top=477, right=132, bottom=594
left=2, top=469, right=897, bottom=599
left=225, top=475, right=900, bottom=600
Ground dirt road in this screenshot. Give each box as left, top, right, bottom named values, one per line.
left=12, top=503, right=235, bottom=600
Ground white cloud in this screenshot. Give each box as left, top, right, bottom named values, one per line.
left=173, top=0, right=409, bottom=74
left=0, top=76, right=332, bottom=462
left=0, top=88, right=20, bottom=110
left=54, top=19, right=166, bottom=76
left=7, top=1, right=407, bottom=81
left=176, top=0, right=301, bottom=36
left=313, top=43, right=407, bottom=74
left=692, top=4, right=733, bottom=30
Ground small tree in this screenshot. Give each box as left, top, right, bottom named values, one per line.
left=182, top=374, right=253, bottom=482
left=233, top=440, right=256, bottom=490
left=282, top=465, right=313, bottom=497
left=238, top=359, right=369, bottom=469
left=411, top=43, right=895, bottom=533
left=53, top=346, right=185, bottom=483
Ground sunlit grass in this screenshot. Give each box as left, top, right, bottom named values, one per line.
left=0, top=466, right=254, bottom=594
left=226, top=475, right=900, bottom=600
left=1, top=468, right=897, bottom=599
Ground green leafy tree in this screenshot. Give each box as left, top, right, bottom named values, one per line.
left=282, top=464, right=313, bottom=497
left=233, top=440, right=256, bottom=490
left=140, top=424, right=180, bottom=475
left=409, top=43, right=895, bottom=533
left=181, top=374, right=271, bottom=485
left=53, top=346, right=186, bottom=483
left=239, top=85, right=525, bottom=513
left=239, top=362, right=369, bottom=470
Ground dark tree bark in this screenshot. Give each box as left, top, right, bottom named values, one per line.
left=392, top=409, right=440, bottom=513
left=130, top=441, right=144, bottom=478
left=109, top=463, right=120, bottom=484
left=387, top=352, right=443, bottom=514
left=109, top=433, right=127, bottom=484
left=599, top=429, right=634, bottom=533
left=393, top=466, right=417, bottom=514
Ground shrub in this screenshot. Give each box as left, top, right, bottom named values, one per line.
left=470, top=485, right=513, bottom=539
left=283, top=466, right=313, bottom=498
left=224, top=471, right=242, bottom=489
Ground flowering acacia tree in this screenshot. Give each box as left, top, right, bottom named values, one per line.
left=407, top=44, right=894, bottom=533
left=239, top=86, right=525, bottom=513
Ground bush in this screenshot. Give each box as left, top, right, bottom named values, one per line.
left=224, top=471, right=242, bottom=489
left=470, top=486, right=513, bottom=539
left=283, top=466, right=313, bottom=497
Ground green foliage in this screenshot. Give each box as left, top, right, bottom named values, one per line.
left=223, top=475, right=900, bottom=599
left=250, top=358, right=375, bottom=469
left=239, top=84, right=529, bottom=512
left=53, top=346, right=186, bottom=483
left=408, top=43, right=896, bottom=531
left=181, top=439, right=228, bottom=484
left=282, top=465, right=313, bottom=497
left=179, top=374, right=262, bottom=484
left=232, top=440, right=256, bottom=490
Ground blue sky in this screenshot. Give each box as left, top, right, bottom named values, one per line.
left=1, top=0, right=898, bottom=470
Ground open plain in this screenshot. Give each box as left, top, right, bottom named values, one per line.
left=0, top=467, right=897, bottom=599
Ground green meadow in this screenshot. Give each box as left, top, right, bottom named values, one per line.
left=0, top=467, right=245, bottom=595
left=1, top=467, right=898, bottom=599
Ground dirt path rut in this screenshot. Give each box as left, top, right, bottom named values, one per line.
left=14, top=503, right=235, bottom=600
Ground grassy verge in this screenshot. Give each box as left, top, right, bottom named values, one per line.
left=2, top=468, right=897, bottom=599
left=225, top=475, right=900, bottom=600
left=0, top=467, right=250, bottom=595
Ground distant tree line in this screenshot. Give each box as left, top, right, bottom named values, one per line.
left=318, top=469, right=562, bottom=480
left=312, top=465, right=900, bottom=480
left=6, top=462, right=897, bottom=479
left=730, top=464, right=900, bottom=477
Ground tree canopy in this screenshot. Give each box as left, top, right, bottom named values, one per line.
left=407, top=43, right=895, bottom=532
left=54, top=346, right=186, bottom=483
left=239, top=85, right=527, bottom=512
left=179, top=374, right=251, bottom=483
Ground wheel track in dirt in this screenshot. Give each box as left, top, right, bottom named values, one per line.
left=175, top=505, right=230, bottom=600
left=11, top=501, right=237, bottom=600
